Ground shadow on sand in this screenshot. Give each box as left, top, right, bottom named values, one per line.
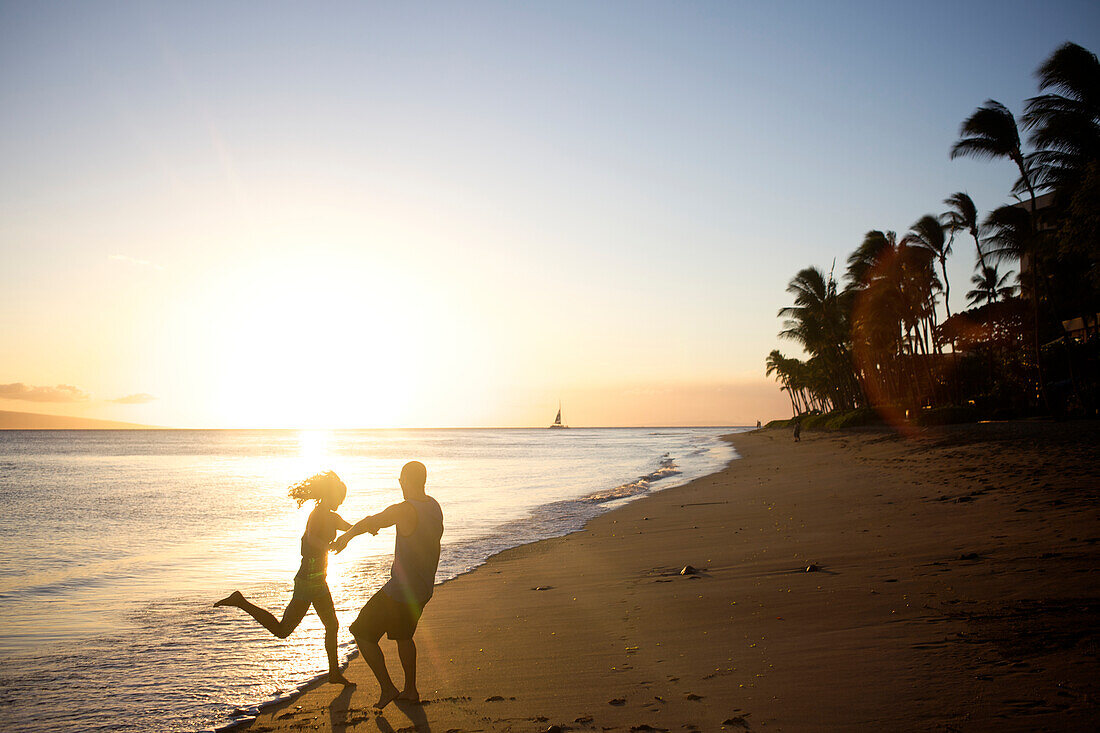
left=327, top=685, right=431, bottom=732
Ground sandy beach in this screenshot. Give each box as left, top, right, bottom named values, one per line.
left=234, top=422, right=1099, bottom=732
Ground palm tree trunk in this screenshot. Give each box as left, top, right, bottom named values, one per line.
left=939, top=256, right=952, bottom=320
left=972, top=231, right=988, bottom=272
left=1015, top=157, right=1051, bottom=413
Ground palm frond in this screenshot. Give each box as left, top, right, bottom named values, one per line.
left=950, top=137, right=1011, bottom=161
left=942, top=192, right=978, bottom=234
left=1033, top=42, right=1100, bottom=106
left=902, top=214, right=949, bottom=257
left=950, top=100, right=1021, bottom=161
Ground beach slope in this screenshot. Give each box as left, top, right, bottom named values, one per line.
left=0, top=410, right=156, bottom=429
left=238, top=422, right=1100, bottom=731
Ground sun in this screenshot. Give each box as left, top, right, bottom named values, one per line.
left=187, top=257, right=432, bottom=427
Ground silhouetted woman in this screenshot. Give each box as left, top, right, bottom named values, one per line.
left=214, top=470, right=354, bottom=685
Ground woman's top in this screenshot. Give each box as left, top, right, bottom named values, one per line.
left=295, top=507, right=337, bottom=589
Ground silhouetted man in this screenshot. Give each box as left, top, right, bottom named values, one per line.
left=332, top=461, right=444, bottom=709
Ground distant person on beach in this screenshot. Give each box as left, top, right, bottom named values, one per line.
left=793, top=420, right=801, bottom=442
left=214, top=471, right=354, bottom=685
left=332, top=460, right=444, bottom=709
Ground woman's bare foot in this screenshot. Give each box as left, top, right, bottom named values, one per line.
left=374, top=683, right=400, bottom=710
left=397, top=688, right=420, bottom=704
left=328, top=671, right=355, bottom=686
left=213, top=590, right=244, bottom=608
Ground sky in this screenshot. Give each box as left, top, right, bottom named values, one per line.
left=2, top=1, right=1098, bottom=428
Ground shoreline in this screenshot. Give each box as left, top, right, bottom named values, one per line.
left=231, top=421, right=1100, bottom=731
left=217, top=432, right=743, bottom=731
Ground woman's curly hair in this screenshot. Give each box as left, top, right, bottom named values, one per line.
left=287, top=470, right=346, bottom=507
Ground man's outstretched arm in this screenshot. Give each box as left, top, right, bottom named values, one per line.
left=332, top=502, right=411, bottom=553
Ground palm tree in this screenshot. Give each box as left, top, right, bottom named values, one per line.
left=777, top=267, right=859, bottom=410
left=967, top=265, right=1016, bottom=307
left=845, top=230, right=897, bottom=290
left=953, top=99, right=1051, bottom=408
left=766, top=349, right=800, bottom=416
left=1023, top=42, right=1100, bottom=193
left=982, top=201, right=1053, bottom=406
left=843, top=229, right=945, bottom=407
left=943, top=192, right=988, bottom=270
left=1024, top=42, right=1100, bottom=350
left=903, top=214, right=954, bottom=318
left=951, top=100, right=1038, bottom=213
left=983, top=205, right=1036, bottom=270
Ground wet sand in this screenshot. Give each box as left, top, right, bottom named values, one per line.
left=234, top=421, right=1100, bottom=732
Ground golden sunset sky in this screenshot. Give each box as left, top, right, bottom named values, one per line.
left=2, top=2, right=1095, bottom=427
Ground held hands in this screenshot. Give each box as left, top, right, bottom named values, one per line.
left=330, top=523, right=380, bottom=553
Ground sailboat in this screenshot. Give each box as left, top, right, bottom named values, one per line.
left=548, top=401, right=568, bottom=429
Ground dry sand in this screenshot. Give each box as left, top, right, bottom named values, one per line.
left=233, top=422, right=1099, bottom=732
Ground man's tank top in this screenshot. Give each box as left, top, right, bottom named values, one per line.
left=381, top=496, right=443, bottom=608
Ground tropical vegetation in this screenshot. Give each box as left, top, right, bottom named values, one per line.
left=766, top=42, right=1099, bottom=427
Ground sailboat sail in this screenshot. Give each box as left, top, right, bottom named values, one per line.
left=554, top=408, right=562, bottom=425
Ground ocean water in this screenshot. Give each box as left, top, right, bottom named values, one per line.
left=0, top=427, right=741, bottom=732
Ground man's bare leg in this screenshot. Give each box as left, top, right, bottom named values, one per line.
left=396, top=639, right=419, bottom=702
left=353, top=632, right=400, bottom=709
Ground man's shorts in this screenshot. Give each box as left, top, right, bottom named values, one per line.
left=350, top=590, right=423, bottom=641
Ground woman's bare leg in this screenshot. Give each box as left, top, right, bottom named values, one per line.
left=215, top=589, right=310, bottom=639
left=311, top=586, right=353, bottom=685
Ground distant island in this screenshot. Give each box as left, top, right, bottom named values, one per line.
left=0, top=410, right=158, bottom=429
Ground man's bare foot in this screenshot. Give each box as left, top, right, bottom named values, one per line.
left=397, top=688, right=420, bottom=704
left=214, top=590, right=244, bottom=608
left=374, top=683, right=400, bottom=710
left=328, top=671, right=355, bottom=686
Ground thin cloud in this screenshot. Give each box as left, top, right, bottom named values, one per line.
left=0, top=383, right=90, bottom=403
left=110, top=393, right=157, bottom=404
left=109, top=254, right=164, bottom=270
